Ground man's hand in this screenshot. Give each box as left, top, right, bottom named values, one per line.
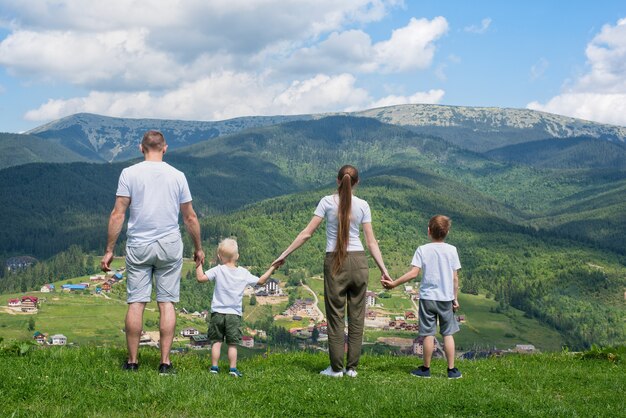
left=452, top=299, right=460, bottom=312
left=194, top=249, right=205, bottom=267
left=101, top=251, right=114, bottom=272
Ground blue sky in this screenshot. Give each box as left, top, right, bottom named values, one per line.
left=0, top=1, right=624, bottom=133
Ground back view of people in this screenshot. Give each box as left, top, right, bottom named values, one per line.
left=273, top=165, right=390, bottom=377
left=101, top=130, right=204, bottom=375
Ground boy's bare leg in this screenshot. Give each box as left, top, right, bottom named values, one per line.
left=228, top=344, right=238, bottom=368
left=125, top=302, right=146, bottom=363
left=422, top=336, right=435, bottom=368
left=211, top=342, right=222, bottom=367
left=158, top=301, right=176, bottom=365
left=443, top=335, right=456, bottom=369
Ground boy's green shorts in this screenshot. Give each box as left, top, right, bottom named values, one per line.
left=207, top=312, right=243, bottom=345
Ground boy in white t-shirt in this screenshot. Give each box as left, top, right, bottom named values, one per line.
left=381, top=215, right=462, bottom=379
left=196, top=238, right=276, bottom=377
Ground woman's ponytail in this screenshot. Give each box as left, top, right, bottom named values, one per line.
left=333, top=165, right=358, bottom=275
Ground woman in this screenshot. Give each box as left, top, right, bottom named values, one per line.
left=272, top=165, right=390, bottom=377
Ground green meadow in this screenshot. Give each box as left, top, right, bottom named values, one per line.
left=0, top=346, right=623, bottom=417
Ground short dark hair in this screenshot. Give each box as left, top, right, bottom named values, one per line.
left=141, top=130, right=166, bottom=151
left=429, top=215, right=451, bottom=240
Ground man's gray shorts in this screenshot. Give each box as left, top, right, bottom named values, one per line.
left=125, top=233, right=183, bottom=303
left=418, top=299, right=460, bottom=336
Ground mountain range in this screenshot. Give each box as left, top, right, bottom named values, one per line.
left=1, top=104, right=624, bottom=169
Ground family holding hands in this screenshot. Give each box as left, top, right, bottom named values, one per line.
left=102, top=130, right=462, bottom=379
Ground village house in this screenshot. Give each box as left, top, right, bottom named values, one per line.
left=515, top=344, right=537, bottom=354
left=404, top=285, right=413, bottom=293
left=411, top=336, right=444, bottom=357
left=33, top=331, right=48, bottom=344
left=366, top=310, right=377, bottom=319
left=40, top=284, right=55, bottom=293
left=456, top=315, right=466, bottom=323
left=181, top=327, right=199, bottom=337
left=61, top=284, right=88, bottom=292
left=50, top=334, right=67, bottom=346
left=365, top=291, right=377, bottom=307
left=102, top=282, right=112, bottom=293
left=90, top=274, right=106, bottom=281
left=190, top=334, right=210, bottom=348
left=20, top=296, right=39, bottom=312
left=190, top=311, right=206, bottom=319
left=405, top=311, right=416, bottom=320
left=8, top=298, right=20, bottom=307
left=241, top=336, right=254, bottom=348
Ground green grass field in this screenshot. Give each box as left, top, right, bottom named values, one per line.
left=0, top=346, right=623, bottom=417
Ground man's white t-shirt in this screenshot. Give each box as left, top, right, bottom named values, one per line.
left=314, top=194, right=372, bottom=252
left=116, top=161, right=192, bottom=246
left=205, top=265, right=260, bottom=316
left=411, top=242, right=461, bottom=301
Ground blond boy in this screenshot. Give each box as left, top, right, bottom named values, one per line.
left=196, top=238, right=276, bottom=377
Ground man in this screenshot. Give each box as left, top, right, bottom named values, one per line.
left=101, top=130, right=204, bottom=375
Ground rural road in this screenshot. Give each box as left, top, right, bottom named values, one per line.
left=302, top=282, right=325, bottom=322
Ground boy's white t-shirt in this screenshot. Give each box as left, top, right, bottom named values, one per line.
left=116, top=161, right=192, bottom=246
left=411, top=242, right=461, bottom=301
left=205, top=265, right=259, bottom=315
left=314, top=194, right=372, bottom=252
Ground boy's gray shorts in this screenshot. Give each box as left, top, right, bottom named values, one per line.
left=125, top=233, right=183, bottom=303
left=418, top=299, right=460, bottom=336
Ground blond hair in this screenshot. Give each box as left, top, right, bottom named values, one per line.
left=217, top=238, right=239, bottom=262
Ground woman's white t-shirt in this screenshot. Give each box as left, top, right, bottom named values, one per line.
left=314, top=194, right=372, bottom=252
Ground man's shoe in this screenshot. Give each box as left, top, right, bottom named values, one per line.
left=158, top=363, right=176, bottom=375
left=447, top=367, right=462, bottom=379
left=210, top=366, right=219, bottom=374
left=122, top=362, right=139, bottom=372
left=344, top=369, right=358, bottom=378
left=410, top=366, right=431, bottom=378
left=229, top=368, right=243, bottom=377
left=320, top=366, right=343, bottom=378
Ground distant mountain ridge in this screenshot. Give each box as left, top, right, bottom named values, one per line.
left=355, top=105, right=626, bottom=152
left=22, top=104, right=626, bottom=163
left=26, top=112, right=314, bottom=162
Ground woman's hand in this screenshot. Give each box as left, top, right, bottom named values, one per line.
left=271, top=256, right=286, bottom=269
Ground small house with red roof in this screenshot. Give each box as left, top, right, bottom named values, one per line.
left=241, top=336, right=254, bottom=348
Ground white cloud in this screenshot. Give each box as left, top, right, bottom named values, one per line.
left=527, top=18, right=626, bottom=126
left=1, top=1, right=452, bottom=123
left=369, top=89, right=445, bottom=108
left=24, top=72, right=373, bottom=121
left=285, top=16, right=448, bottom=74
left=464, top=18, right=491, bottom=34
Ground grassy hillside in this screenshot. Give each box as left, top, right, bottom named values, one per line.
left=485, top=136, right=626, bottom=169
left=0, top=132, right=89, bottom=169
left=0, top=347, right=623, bottom=417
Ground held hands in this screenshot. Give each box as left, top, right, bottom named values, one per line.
left=271, top=255, right=286, bottom=269
left=194, top=249, right=206, bottom=267
left=380, top=272, right=395, bottom=289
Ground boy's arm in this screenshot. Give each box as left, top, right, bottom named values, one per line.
left=256, top=265, right=277, bottom=286
left=196, top=263, right=209, bottom=282
left=381, top=266, right=420, bottom=289
left=453, top=270, right=460, bottom=310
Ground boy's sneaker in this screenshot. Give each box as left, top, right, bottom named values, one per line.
left=319, top=366, right=343, bottom=378
left=344, top=369, right=358, bottom=378
left=158, top=363, right=176, bottom=375
left=447, top=367, right=462, bottom=379
left=229, top=368, right=243, bottom=378
left=210, top=366, right=219, bottom=374
left=122, top=362, right=139, bottom=372
left=410, top=366, right=431, bottom=378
